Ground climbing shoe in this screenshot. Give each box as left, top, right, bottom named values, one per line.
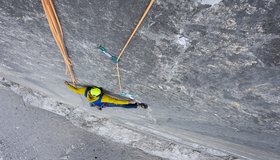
left=137, top=103, right=148, bottom=109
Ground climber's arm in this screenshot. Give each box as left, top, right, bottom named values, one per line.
left=101, top=94, right=130, bottom=105
left=65, top=82, right=86, bottom=94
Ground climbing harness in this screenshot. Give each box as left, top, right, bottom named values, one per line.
left=41, top=0, right=77, bottom=85
left=89, top=93, right=104, bottom=107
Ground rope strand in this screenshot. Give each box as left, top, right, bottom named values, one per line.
left=42, top=0, right=154, bottom=90
left=117, top=0, right=155, bottom=61
left=116, top=0, right=154, bottom=92
left=41, top=0, right=77, bottom=85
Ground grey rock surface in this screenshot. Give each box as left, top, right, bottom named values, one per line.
left=0, top=0, right=279, bottom=159
left=0, top=87, right=164, bottom=160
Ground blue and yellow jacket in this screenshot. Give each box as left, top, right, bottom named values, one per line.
left=66, top=84, right=129, bottom=105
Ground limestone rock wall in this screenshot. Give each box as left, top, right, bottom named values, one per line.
left=0, top=0, right=279, bottom=157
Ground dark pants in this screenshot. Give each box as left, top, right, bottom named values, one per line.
left=103, top=103, right=137, bottom=109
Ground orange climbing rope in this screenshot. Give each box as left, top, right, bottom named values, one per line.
left=41, top=0, right=77, bottom=85
left=41, top=0, right=153, bottom=90
left=116, top=0, right=154, bottom=92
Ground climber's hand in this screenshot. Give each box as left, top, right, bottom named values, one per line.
left=129, top=99, right=136, bottom=104
left=96, top=106, right=102, bottom=111
left=64, top=81, right=69, bottom=86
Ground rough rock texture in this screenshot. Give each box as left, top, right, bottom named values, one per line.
left=0, top=86, right=165, bottom=160
left=0, top=77, right=240, bottom=160
left=0, top=0, right=280, bottom=159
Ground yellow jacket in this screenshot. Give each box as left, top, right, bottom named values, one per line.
left=66, top=84, right=129, bottom=105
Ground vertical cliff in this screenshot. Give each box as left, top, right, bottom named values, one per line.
left=0, top=0, right=279, bottom=159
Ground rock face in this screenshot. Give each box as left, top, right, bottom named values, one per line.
left=0, top=87, right=164, bottom=160
left=0, top=0, right=279, bottom=158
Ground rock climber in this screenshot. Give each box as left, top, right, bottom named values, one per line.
left=64, top=81, right=147, bottom=110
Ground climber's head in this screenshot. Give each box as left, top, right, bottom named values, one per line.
left=89, top=88, right=102, bottom=97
